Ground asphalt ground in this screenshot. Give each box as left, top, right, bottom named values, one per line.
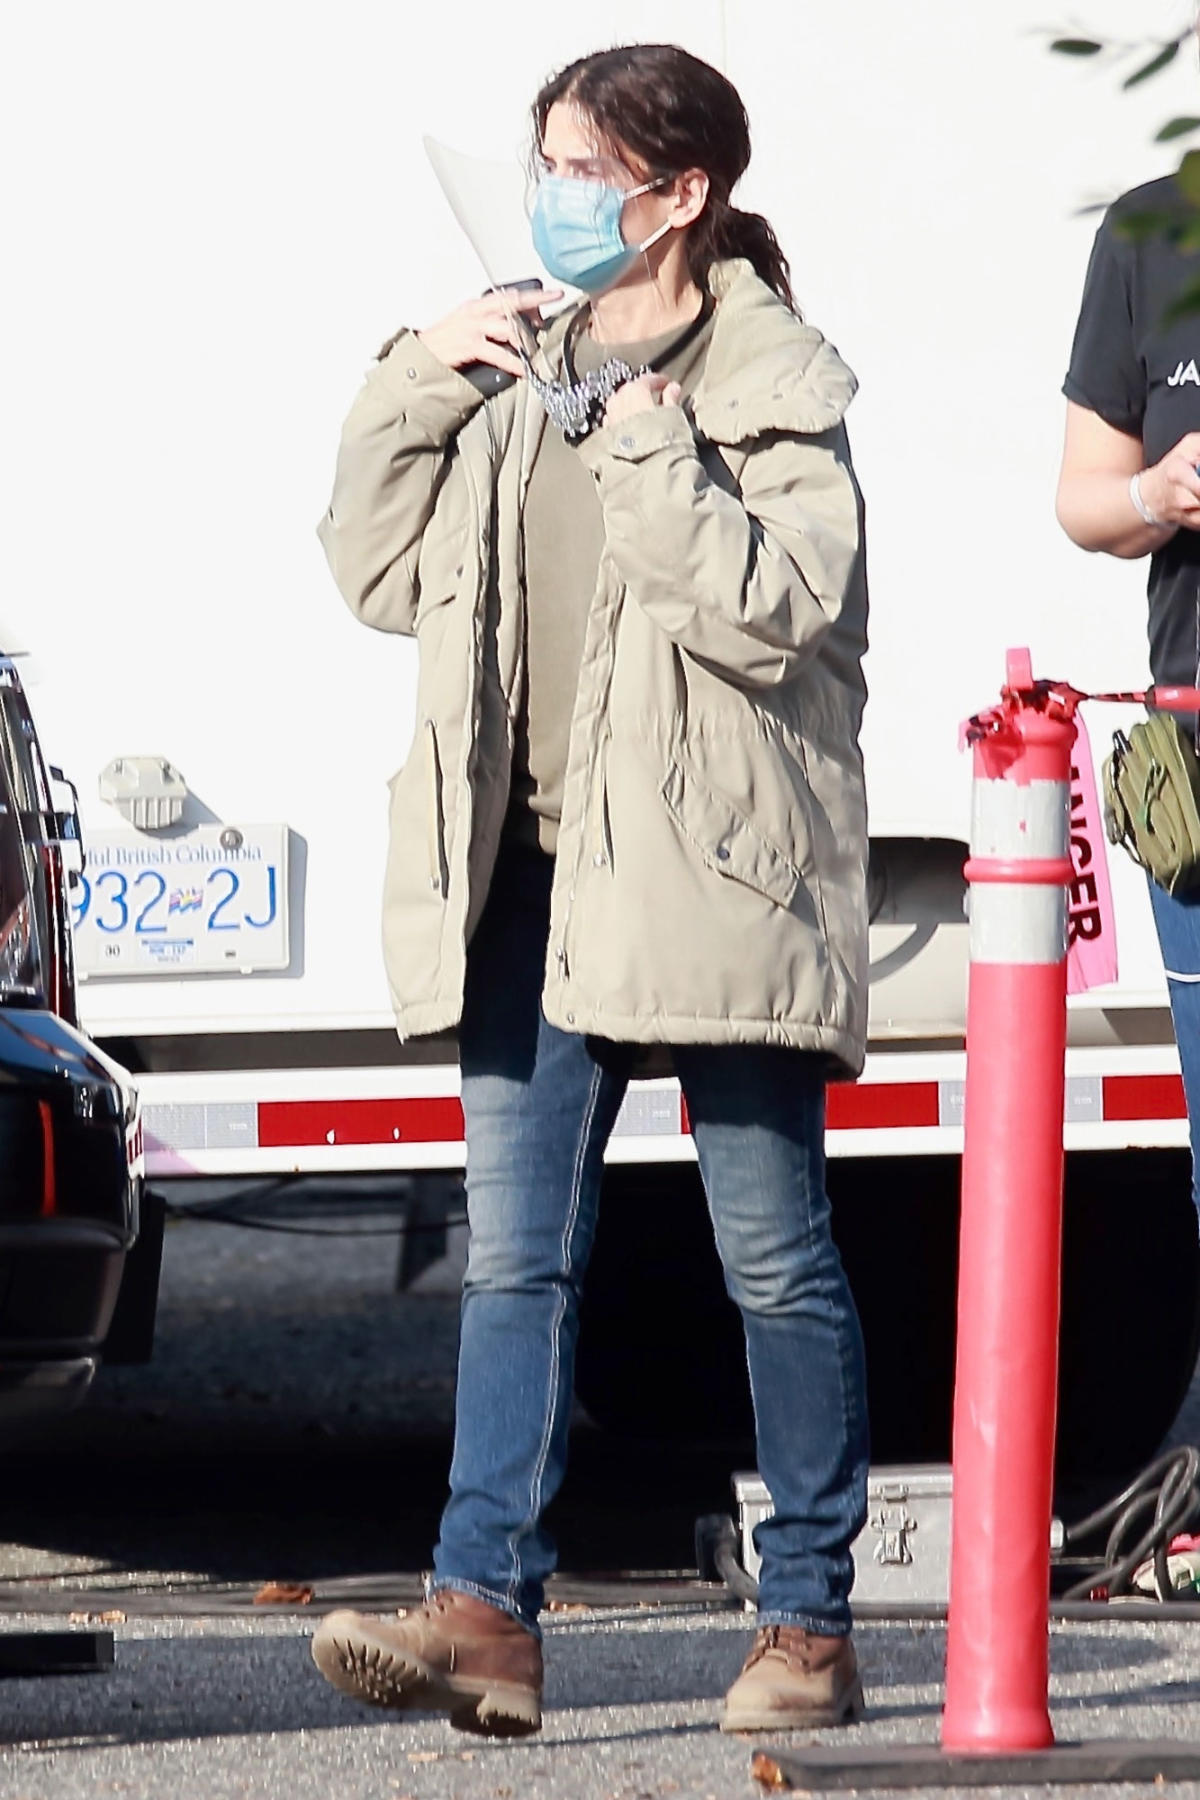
left=3, top=1611, right=1200, bottom=1799
left=0, top=1211, right=1199, bottom=1795
left=0, top=1205, right=746, bottom=1591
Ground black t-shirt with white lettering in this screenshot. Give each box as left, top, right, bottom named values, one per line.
left=1064, top=174, right=1200, bottom=687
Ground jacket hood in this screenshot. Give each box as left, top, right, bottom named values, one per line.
left=695, top=259, right=858, bottom=443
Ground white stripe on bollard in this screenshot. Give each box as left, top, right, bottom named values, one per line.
left=968, top=886, right=1067, bottom=966
left=970, top=780, right=1069, bottom=863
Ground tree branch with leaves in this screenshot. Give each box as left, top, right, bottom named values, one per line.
left=1053, top=26, right=1200, bottom=312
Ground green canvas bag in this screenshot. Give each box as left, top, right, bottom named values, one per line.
left=1103, top=712, right=1200, bottom=895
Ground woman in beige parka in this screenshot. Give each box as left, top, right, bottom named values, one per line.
left=313, top=43, right=871, bottom=1739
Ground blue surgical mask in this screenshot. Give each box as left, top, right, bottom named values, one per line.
left=530, top=174, right=670, bottom=295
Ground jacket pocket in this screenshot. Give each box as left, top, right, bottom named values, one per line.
left=424, top=719, right=447, bottom=896
left=413, top=526, right=469, bottom=628
left=594, top=733, right=614, bottom=866
left=660, top=755, right=801, bottom=908
left=388, top=719, right=447, bottom=898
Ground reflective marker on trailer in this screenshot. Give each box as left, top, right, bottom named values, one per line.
left=827, top=1083, right=940, bottom=1130
left=257, top=1097, right=465, bottom=1149
left=1102, top=1074, right=1186, bottom=1123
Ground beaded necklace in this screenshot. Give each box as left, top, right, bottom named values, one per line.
left=528, top=295, right=713, bottom=444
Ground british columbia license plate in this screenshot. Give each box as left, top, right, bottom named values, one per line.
left=71, top=824, right=289, bottom=978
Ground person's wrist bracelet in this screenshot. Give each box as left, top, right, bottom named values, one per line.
left=1129, top=470, right=1170, bottom=530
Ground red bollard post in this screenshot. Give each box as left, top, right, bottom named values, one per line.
left=942, top=648, right=1075, bottom=1753
left=750, top=653, right=1200, bottom=1789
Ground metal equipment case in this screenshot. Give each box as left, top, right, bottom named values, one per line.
left=735, top=1466, right=954, bottom=1606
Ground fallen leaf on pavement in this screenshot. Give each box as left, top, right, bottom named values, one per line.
left=750, top=1751, right=789, bottom=1790
left=252, top=1582, right=315, bottom=1606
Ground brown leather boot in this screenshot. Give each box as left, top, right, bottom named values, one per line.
left=720, top=1625, right=864, bottom=1732
left=311, top=1589, right=543, bottom=1737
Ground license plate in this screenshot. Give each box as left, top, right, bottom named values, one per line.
left=71, top=824, right=289, bottom=978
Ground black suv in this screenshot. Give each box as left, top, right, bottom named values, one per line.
left=0, top=657, right=139, bottom=1423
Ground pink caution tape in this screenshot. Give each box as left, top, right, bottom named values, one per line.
left=1065, top=712, right=1118, bottom=995
left=961, top=667, right=1138, bottom=995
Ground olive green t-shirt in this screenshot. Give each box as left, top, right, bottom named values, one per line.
left=508, top=304, right=715, bottom=856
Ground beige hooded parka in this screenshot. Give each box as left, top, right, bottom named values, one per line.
left=319, top=259, right=870, bottom=1076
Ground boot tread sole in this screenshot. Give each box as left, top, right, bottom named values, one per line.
left=311, top=1621, right=541, bottom=1738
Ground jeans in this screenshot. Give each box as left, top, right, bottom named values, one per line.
left=1148, top=876, right=1200, bottom=1218
left=431, top=843, right=870, bottom=1636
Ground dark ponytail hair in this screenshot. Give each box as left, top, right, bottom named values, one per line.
left=532, top=44, right=795, bottom=311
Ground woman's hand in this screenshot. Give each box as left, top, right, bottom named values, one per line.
left=603, top=373, right=684, bottom=426
left=417, top=287, right=560, bottom=380
left=1058, top=403, right=1192, bottom=557
left=1138, top=432, right=1200, bottom=530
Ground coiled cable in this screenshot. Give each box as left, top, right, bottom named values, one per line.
left=1060, top=1446, right=1200, bottom=1601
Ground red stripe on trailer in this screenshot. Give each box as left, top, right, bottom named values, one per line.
left=827, top=1081, right=941, bottom=1131
left=189, top=1074, right=1193, bottom=1156
left=257, top=1097, right=465, bottom=1147
left=680, top=1084, right=939, bottom=1137
left=138, top=1072, right=1200, bottom=1166
left=1102, top=1074, right=1186, bottom=1123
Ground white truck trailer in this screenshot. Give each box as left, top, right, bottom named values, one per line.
left=4, top=0, right=1197, bottom=1472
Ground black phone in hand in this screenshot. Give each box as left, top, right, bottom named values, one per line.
left=461, top=278, right=543, bottom=396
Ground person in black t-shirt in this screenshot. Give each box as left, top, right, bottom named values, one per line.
left=1058, top=169, right=1200, bottom=1218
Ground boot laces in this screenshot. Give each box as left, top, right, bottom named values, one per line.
left=745, top=1625, right=781, bottom=1668
left=747, top=1624, right=821, bottom=1669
